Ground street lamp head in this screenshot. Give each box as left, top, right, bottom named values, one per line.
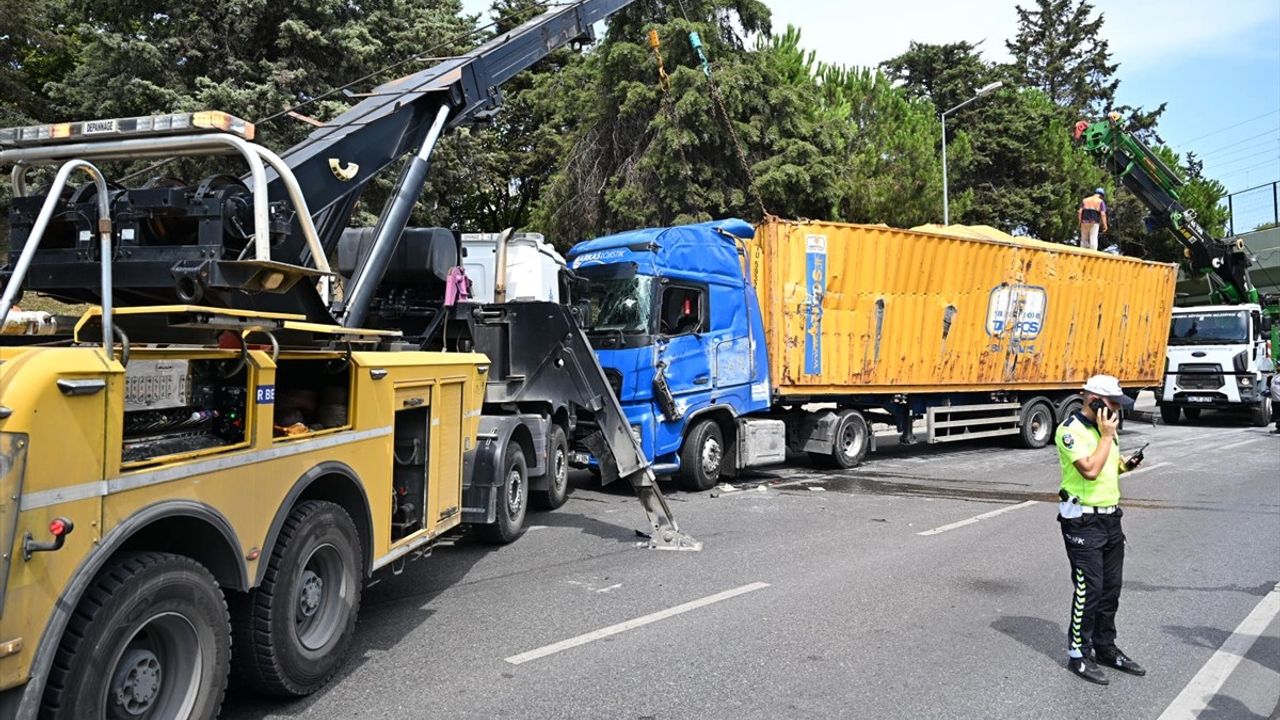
left=977, top=80, right=1004, bottom=97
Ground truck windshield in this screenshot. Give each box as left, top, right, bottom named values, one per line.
left=1169, top=311, right=1250, bottom=345
left=584, top=277, right=656, bottom=336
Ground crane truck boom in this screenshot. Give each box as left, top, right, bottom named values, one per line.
left=1075, top=113, right=1277, bottom=425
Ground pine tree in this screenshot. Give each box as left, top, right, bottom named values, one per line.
left=1006, top=0, right=1118, bottom=118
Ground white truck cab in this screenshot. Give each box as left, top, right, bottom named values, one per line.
left=1160, top=304, right=1274, bottom=426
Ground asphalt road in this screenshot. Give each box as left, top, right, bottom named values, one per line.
left=224, top=405, right=1280, bottom=720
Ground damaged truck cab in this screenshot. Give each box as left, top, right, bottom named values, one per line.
left=569, top=220, right=776, bottom=490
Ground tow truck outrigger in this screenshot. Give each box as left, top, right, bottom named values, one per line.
left=1076, top=113, right=1279, bottom=425
left=0, top=1, right=695, bottom=717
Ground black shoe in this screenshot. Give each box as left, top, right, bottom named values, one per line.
left=1095, top=647, right=1146, bottom=676
left=1068, top=656, right=1109, bottom=685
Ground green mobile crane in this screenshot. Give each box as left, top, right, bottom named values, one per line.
left=1075, top=113, right=1278, bottom=425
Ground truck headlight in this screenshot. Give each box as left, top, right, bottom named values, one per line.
left=0, top=432, right=29, bottom=617
left=1238, top=376, right=1253, bottom=388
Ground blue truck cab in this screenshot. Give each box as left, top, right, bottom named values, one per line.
left=566, top=219, right=775, bottom=490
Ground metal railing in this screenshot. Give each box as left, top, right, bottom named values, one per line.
left=1226, top=181, right=1279, bottom=236
left=0, top=160, right=114, bottom=352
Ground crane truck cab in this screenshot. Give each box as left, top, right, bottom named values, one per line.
left=1160, top=304, right=1274, bottom=426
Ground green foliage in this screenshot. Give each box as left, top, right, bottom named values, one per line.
left=527, top=16, right=946, bottom=247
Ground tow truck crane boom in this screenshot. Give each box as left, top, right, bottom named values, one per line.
left=1074, top=113, right=1260, bottom=307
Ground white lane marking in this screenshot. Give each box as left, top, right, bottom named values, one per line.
left=1157, top=583, right=1280, bottom=720
left=504, top=582, right=770, bottom=665
left=1218, top=437, right=1263, bottom=451
left=917, top=500, right=1041, bottom=536
left=596, top=583, right=623, bottom=594
left=1124, top=461, right=1171, bottom=477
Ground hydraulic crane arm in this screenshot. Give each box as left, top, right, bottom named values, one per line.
left=268, top=0, right=633, bottom=262
left=1074, top=113, right=1258, bottom=305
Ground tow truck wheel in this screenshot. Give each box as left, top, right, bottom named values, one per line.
left=1250, top=397, right=1271, bottom=427
left=1018, top=399, right=1054, bottom=449
left=42, top=552, right=230, bottom=720
left=533, top=425, right=570, bottom=510
left=679, top=419, right=724, bottom=491
left=231, top=500, right=362, bottom=697
left=479, top=442, right=529, bottom=544
left=1160, top=404, right=1181, bottom=425
left=810, top=410, right=869, bottom=469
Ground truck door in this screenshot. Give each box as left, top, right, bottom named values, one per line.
left=656, top=281, right=712, bottom=406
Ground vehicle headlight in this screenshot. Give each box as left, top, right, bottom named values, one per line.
left=0, top=432, right=29, bottom=617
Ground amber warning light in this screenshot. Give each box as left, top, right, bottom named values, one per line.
left=0, top=111, right=255, bottom=148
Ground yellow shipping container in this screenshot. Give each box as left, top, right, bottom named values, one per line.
left=747, top=218, right=1177, bottom=395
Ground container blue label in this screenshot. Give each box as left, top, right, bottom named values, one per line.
left=804, top=234, right=827, bottom=375
left=256, top=385, right=275, bottom=404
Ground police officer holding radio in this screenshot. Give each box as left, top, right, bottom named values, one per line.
left=1055, top=374, right=1148, bottom=685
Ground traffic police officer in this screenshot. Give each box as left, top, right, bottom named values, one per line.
left=1055, top=375, right=1147, bottom=685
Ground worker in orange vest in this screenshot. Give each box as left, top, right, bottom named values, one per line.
left=1078, top=188, right=1108, bottom=251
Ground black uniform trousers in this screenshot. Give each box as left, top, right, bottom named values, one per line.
left=1059, top=510, right=1125, bottom=657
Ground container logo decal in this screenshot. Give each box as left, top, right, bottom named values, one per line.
left=804, top=234, right=827, bottom=375
left=986, top=284, right=1046, bottom=354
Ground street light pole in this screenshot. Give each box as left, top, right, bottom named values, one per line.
left=941, top=80, right=1004, bottom=225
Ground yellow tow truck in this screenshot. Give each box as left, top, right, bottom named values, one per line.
left=1, top=306, right=488, bottom=717
left=0, top=2, right=693, bottom=717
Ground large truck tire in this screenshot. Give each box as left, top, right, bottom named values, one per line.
left=679, top=418, right=724, bottom=491
left=232, top=500, right=362, bottom=697
left=533, top=425, right=570, bottom=510
left=1250, top=397, right=1271, bottom=427
left=1018, top=399, right=1054, bottom=449
left=478, top=442, right=529, bottom=544
left=809, top=410, right=869, bottom=469
left=43, top=552, right=231, bottom=719
left=1160, top=404, right=1181, bottom=425
left=1056, top=396, right=1083, bottom=424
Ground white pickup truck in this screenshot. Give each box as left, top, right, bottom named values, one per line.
left=1160, top=304, right=1274, bottom=426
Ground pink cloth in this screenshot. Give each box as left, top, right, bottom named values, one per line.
left=444, top=266, right=470, bottom=306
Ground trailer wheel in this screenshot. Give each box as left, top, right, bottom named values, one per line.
left=1057, top=397, right=1083, bottom=424
left=42, top=552, right=231, bottom=720
left=1249, top=397, right=1271, bottom=427
left=810, top=410, right=869, bottom=469
left=533, top=425, right=570, bottom=510
left=1018, top=400, right=1054, bottom=449
left=679, top=419, right=724, bottom=491
left=1160, top=404, right=1181, bottom=425
left=231, top=500, right=362, bottom=697
left=479, top=442, right=529, bottom=544
left=1182, top=407, right=1202, bottom=422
